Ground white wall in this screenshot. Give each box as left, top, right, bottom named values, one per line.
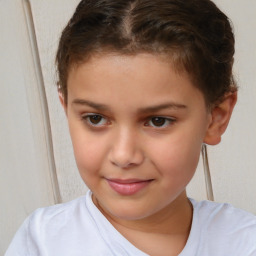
left=0, top=0, right=59, bottom=253
left=202, top=0, right=256, bottom=211
left=1, top=0, right=255, bottom=254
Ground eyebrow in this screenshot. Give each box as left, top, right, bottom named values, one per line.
left=72, top=99, right=187, bottom=113
left=72, top=99, right=109, bottom=111
left=138, top=102, right=187, bottom=113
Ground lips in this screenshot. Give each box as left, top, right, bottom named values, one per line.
left=106, top=178, right=153, bottom=196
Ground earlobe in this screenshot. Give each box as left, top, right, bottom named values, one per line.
left=58, top=90, right=68, bottom=116
left=204, top=92, right=237, bottom=145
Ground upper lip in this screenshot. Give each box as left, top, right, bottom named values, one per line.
left=106, top=178, right=154, bottom=184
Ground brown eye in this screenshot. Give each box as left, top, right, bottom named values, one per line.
left=89, top=115, right=103, bottom=124
left=82, top=114, right=108, bottom=127
left=146, top=116, right=175, bottom=128
left=151, top=117, right=166, bottom=127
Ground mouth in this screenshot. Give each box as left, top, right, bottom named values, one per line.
left=106, top=178, right=154, bottom=196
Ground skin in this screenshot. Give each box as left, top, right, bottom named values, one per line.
left=60, top=53, right=237, bottom=255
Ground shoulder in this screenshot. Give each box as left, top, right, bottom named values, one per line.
left=189, top=199, right=256, bottom=254
left=5, top=192, right=115, bottom=255
left=30, top=194, right=87, bottom=222
left=190, top=198, right=256, bottom=227
left=26, top=194, right=92, bottom=235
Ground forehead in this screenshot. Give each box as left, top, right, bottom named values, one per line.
left=68, top=51, right=189, bottom=80
left=67, top=53, right=205, bottom=110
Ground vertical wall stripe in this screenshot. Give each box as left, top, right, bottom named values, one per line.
left=201, top=144, right=214, bottom=201
left=22, top=0, right=61, bottom=204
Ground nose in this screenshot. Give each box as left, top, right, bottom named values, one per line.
left=108, top=127, right=144, bottom=169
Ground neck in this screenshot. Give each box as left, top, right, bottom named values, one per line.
left=95, top=191, right=193, bottom=236
left=94, top=191, right=193, bottom=255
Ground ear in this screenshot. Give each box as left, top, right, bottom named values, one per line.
left=204, top=92, right=237, bottom=145
left=58, top=90, right=67, bottom=116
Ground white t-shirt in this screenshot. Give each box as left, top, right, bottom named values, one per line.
left=5, top=191, right=256, bottom=256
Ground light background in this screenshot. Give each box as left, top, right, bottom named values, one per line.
left=0, top=0, right=255, bottom=254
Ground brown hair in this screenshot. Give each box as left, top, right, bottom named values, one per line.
left=56, top=0, right=237, bottom=106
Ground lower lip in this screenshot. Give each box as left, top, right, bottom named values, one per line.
left=107, top=179, right=152, bottom=196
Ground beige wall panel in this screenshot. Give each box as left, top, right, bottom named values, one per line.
left=30, top=0, right=256, bottom=213
left=0, top=0, right=58, bottom=253
left=206, top=0, right=256, bottom=213
left=29, top=0, right=87, bottom=203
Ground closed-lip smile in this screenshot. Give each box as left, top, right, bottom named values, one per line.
left=106, top=178, right=154, bottom=196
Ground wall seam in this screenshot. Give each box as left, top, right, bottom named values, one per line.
left=22, top=0, right=62, bottom=204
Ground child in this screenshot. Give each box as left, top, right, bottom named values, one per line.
left=6, top=0, right=256, bottom=255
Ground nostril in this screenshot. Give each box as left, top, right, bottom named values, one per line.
left=110, top=155, right=135, bottom=169
left=111, top=161, right=137, bottom=169
left=109, top=146, right=144, bottom=169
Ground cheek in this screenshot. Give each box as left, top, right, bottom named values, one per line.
left=69, top=127, right=107, bottom=175
left=151, top=132, right=203, bottom=182
left=73, top=141, right=100, bottom=172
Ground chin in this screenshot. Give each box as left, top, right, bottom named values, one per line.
left=94, top=197, right=148, bottom=221
left=109, top=208, right=154, bottom=221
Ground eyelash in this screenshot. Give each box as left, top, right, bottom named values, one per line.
left=81, top=114, right=109, bottom=127
left=144, top=116, right=176, bottom=128
left=81, top=114, right=176, bottom=129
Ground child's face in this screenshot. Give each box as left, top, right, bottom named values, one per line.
left=64, top=53, right=212, bottom=220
